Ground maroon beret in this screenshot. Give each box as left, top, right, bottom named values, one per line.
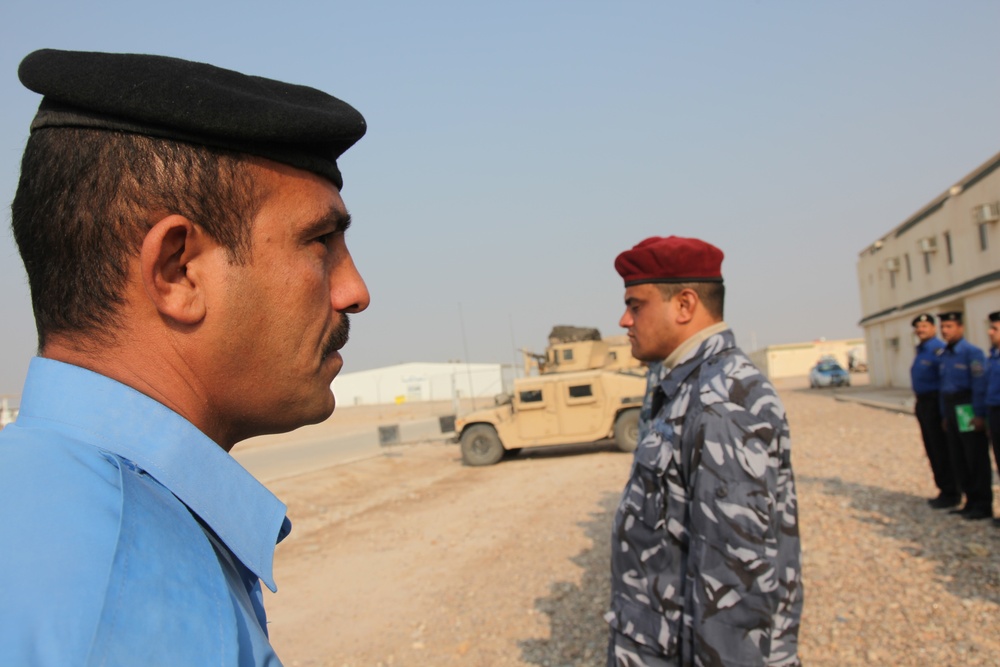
left=615, top=236, right=724, bottom=287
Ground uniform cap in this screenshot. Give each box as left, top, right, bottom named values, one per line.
left=18, top=49, right=366, bottom=190
left=911, top=313, right=935, bottom=327
left=988, top=311, right=1000, bottom=323
left=615, top=236, right=724, bottom=287
left=938, top=311, right=963, bottom=323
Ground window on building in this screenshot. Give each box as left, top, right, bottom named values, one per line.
left=923, top=252, right=932, bottom=274
left=889, top=271, right=896, bottom=289
left=568, top=384, right=593, bottom=398
left=944, top=231, right=953, bottom=264
left=519, top=389, right=543, bottom=403
left=562, top=349, right=574, bottom=362
left=979, top=223, right=989, bottom=251
left=904, top=253, right=912, bottom=281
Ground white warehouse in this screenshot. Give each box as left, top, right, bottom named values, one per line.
left=332, top=362, right=511, bottom=406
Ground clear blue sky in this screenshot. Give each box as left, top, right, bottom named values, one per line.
left=1, top=1, right=998, bottom=397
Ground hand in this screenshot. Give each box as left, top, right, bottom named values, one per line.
left=942, top=419, right=948, bottom=431
left=972, top=417, right=985, bottom=432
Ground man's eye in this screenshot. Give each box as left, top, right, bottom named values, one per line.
left=315, top=232, right=335, bottom=246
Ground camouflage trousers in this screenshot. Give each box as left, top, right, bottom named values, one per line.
left=607, top=629, right=676, bottom=667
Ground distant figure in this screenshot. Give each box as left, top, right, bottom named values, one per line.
left=909, top=314, right=959, bottom=509
left=985, top=311, right=1000, bottom=529
left=606, top=236, right=802, bottom=666
left=0, top=50, right=370, bottom=665
left=937, top=312, right=992, bottom=521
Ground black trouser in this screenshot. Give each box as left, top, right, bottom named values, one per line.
left=942, top=391, right=993, bottom=512
left=915, top=391, right=958, bottom=497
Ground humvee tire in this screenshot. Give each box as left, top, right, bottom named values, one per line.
left=613, top=408, right=640, bottom=453
left=460, top=424, right=505, bottom=466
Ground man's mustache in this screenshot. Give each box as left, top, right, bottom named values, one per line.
left=323, top=316, right=351, bottom=358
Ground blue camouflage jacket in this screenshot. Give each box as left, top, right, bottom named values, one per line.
left=606, top=328, right=802, bottom=667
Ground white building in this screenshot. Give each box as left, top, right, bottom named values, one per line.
left=856, top=150, right=1000, bottom=388
left=333, top=362, right=511, bottom=406
left=748, top=338, right=865, bottom=380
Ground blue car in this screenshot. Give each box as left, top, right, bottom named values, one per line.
left=809, top=360, right=851, bottom=388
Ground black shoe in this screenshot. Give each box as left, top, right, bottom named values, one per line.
left=993, top=518, right=1000, bottom=528
left=928, top=494, right=961, bottom=509
left=962, top=508, right=994, bottom=521
left=949, top=505, right=973, bottom=516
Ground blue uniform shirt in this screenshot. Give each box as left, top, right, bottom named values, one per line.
left=911, top=337, right=945, bottom=395
left=0, top=358, right=292, bottom=666
left=937, top=338, right=988, bottom=417
left=986, top=347, right=1000, bottom=408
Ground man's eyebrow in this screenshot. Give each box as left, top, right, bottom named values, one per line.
left=301, top=208, right=352, bottom=238
left=625, top=296, right=642, bottom=306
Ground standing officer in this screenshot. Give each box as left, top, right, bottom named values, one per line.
left=985, top=311, right=1000, bottom=528
left=0, top=50, right=370, bottom=665
left=606, top=236, right=802, bottom=667
left=910, top=314, right=960, bottom=508
left=937, top=312, right=992, bottom=521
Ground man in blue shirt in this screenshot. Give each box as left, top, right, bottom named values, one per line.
left=0, top=50, right=371, bottom=665
left=937, top=312, right=992, bottom=521
left=985, top=311, right=1000, bottom=529
left=909, top=314, right=959, bottom=509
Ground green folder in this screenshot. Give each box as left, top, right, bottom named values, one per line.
left=955, top=404, right=975, bottom=433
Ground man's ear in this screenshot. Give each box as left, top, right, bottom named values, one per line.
left=674, top=288, right=700, bottom=325
left=140, top=215, right=213, bottom=325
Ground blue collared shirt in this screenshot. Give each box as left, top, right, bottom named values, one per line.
left=986, top=347, right=1000, bottom=408
left=938, top=338, right=987, bottom=417
left=0, top=358, right=291, bottom=666
left=910, top=337, right=945, bottom=395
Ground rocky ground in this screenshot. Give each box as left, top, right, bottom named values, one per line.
left=260, top=380, right=1000, bottom=666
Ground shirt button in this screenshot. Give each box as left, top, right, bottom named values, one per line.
left=716, top=484, right=728, bottom=498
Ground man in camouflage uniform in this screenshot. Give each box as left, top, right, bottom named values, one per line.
left=606, top=236, right=802, bottom=667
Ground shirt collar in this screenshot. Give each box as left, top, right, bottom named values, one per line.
left=659, top=324, right=736, bottom=399
left=663, top=321, right=730, bottom=370
left=16, top=357, right=290, bottom=593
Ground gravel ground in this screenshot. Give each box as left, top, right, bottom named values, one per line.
left=264, top=381, right=1000, bottom=666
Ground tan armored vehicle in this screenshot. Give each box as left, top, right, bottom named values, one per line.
left=456, top=326, right=648, bottom=466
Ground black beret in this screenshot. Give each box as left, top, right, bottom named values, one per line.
left=989, top=311, right=1000, bottom=323
left=18, top=49, right=366, bottom=190
left=938, top=311, right=963, bottom=323
left=911, top=313, right=935, bottom=327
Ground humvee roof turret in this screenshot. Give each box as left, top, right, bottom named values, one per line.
left=522, top=326, right=643, bottom=376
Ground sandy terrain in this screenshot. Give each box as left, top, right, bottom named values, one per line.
left=259, top=379, right=1000, bottom=667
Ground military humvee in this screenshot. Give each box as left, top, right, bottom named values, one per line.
left=456, top=326, right=648, bottom=466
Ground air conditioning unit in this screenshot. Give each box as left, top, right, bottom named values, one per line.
left=884, top=257, right=900, bottom=272
left=919, top=236, right=938, bottom=253
left=972, top=202, right=1000, bottom=224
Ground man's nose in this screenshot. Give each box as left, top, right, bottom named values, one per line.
left=332, top=255, right=370, bottom=314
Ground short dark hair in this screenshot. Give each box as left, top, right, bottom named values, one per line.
left=656, top=282, right=725, bottom=320
left=11, top=128, right=267, bottom=349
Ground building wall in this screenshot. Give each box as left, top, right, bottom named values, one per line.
left=857, top=151, right=1000, bottom=388
left=332, top=362, right=509, bottom=406
left=749, top=339, right=865, bottom=379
